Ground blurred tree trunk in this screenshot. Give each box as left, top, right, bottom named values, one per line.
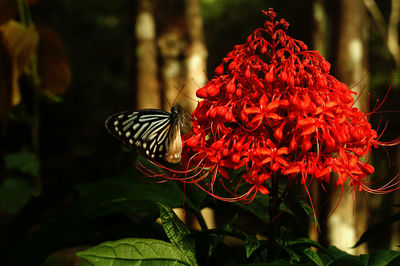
left=135, top=0, right=160, bottom=109
left=393, top=149, right=400, bottom=249
left=156, top=0, right=208, bottom=228
left=156, top=1, right=186, bottom=110
left=362, top=0, right=400, bottom=251
left=312, top=0, right=328, bottom=56
left=310, top=0, right=328, bottom=244
left=327, top=0, right=369, bottom=254
left=183, top=0, right=207, bottom=112
left=363, top=0, right=400, bottom=68
left=359, top=0, right=400, bottom=251
left=133, top=0, right=209, bottom=227
left=157, top=0, right=207, bottom=111
left=134, top=0, right=206, bottom=111
left=387, top=0, right=400, bottom=68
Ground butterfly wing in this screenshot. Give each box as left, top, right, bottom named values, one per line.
left=105, top=109, right=173, bottom=162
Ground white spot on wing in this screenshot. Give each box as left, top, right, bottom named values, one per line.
left=150, top=139, right=157, bottom=150
left=141, top=118, right=169, bottom=140
left=139, top=114, right=170, bottom=122
left=133, top=122, right=149, bottom=139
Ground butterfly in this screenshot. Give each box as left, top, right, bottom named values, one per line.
left=105, top=105, right=189, bottom=164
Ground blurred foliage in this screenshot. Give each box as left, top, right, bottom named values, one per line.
left=0, top=177, right=38, bottom=214
left=5, top=149, right=39, bottom=176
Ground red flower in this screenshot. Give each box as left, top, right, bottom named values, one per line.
left=142, top=9, right=399, bottom=205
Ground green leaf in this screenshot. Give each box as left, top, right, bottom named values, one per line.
left=240, top=263, right=294, bottom=266
left=303, top=247, right=324, bottom=266
left=182, top=184, right=210, bottom=212
left=245, top=234, right=261, bottom=258
left=207, top=227, right=248, bottom=258
left=5, top=149, right=39, bottom=176
left=158, top=203, right=197, bottom=265
left=285, top=237, right=323, bottom=249
left=74, top=177, right=186, bottom=219
left=77, top=238, right=193, bottom=266
left=6, top=177, right=185, bottom=265
left=207, top=216, right=247, bottom=257
left=208, top=230, right=225, bottom=257
left=299, top=200, right=320, bottom=232
left=283, top=246, right=300, bottom=263
left=354, top=212, right=400, bottom=248
left=236, top=194, right=270, bottom=223
left=0, top=177, right=39, bottom=213
left=318, top=246, right=362, bottom=265
left=364, top=250, right=400, bottom=266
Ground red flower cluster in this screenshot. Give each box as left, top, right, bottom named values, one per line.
left=179, top=8, right=399, bottom=201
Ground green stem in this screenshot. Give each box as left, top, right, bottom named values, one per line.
left=17, top=0, right=27, bottom=25
left=270, top=173, right=280, bottom=218
left=267, top=172, right=281, bottom=262
left=193, top=209, right=208, bottom=231
left=17, top=0, right=42, bottom=190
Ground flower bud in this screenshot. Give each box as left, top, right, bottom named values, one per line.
left=273, top=122, right=285, bottom=142
left=265, top=67, right=274, bottom=83
left=215, top=64, right=224, bottom=75
left=225, top=110, right=234, bottom=121
left=289, top=137, right=297, bottom=151
left=231, top=153, right=240, bottom=163
left=245, top=65, right=251, bottom=79
left=226, top=80, right=236, bottom=93
left=301, top=138, right=312, bottom=152
left=321, top=60, right=331, bottom=72
left=196, top=87, right=208, bottom=98
left=206, top=85, right=220, bottom=97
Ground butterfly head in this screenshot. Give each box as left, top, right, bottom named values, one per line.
left=171, top=104, right=191, bottom=133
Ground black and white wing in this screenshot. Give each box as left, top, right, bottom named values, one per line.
left=105, top=109, right=180, bottom=163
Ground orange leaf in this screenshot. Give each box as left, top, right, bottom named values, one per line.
left=37, top=26, right=71, bottom=95
left=1, top=20, right=39, bottom=106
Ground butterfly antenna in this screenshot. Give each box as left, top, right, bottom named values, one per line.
left=173, top=83, right=199, bottom=108
left=164, top=91, right=173, bottom=110
left=171, top=84, right=186, bottom=107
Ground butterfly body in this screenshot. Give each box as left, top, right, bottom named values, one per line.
left=105, top=105, right=187, bottom=164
